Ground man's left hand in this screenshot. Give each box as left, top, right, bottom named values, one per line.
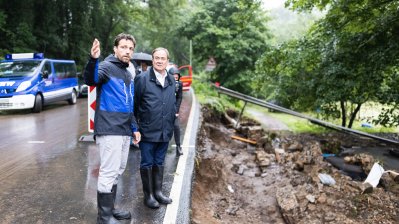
left=133, top=131, right=141, bottom=144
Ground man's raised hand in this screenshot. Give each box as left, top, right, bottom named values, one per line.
left=91, top=38, right=101, bottom=59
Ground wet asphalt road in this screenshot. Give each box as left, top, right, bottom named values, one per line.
left=0, top=91, right=193, bottom=224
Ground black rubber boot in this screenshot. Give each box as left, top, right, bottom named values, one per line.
left=176, top=145, right=183, bottom=157
left=111, top=185, right=131, bottom=220
left=152, top=165, right=172, bottom=204
left=97, top=191, right=120, bottom=224
left=140, top=168, right=160, bottom=209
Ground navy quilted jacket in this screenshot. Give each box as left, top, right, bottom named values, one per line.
left=134, top=68, right=176, bottom=142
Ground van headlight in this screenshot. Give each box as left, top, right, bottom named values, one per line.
left=16, top=81, right=32, bottom=92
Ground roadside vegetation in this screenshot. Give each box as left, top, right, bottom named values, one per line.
left=182, top=0, right=398, bottom=131
left=192, top=71, right=242, bottom=113
left=253, top=0, right=399, bottom=129
left=193, top=71, right=398, bottom=135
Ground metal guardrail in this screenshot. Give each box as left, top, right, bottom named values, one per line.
left=216, top=85, right=399, bottom=145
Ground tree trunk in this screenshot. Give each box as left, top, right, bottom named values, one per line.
left=348, top=103, right=362, bottom=128
left=340, top=100, right=347, bottom=127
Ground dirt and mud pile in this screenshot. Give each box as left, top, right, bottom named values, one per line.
left=191, top=106, right=399, bottom=224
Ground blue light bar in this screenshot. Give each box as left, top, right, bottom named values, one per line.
left=4, top=53, right=44, bottom=60
left=34, top=53, right=44, bottom=59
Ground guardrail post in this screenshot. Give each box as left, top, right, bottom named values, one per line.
left=235, top=101, right=248, bottom=129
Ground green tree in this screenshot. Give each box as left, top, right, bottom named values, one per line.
left=0, top=0, right=37, bottom=53
left=178, top=0, right=270, bottom=93
left=130, top=0, right=191, bottom=66
left=256, top=0, right=399, bottom=128
left=254, top=35, right=320, bottom=110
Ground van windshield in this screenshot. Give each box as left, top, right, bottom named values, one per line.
left=0, top=60, right=41, bottom=77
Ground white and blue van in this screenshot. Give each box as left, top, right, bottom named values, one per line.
left=0, top=53, right=79, bottom=113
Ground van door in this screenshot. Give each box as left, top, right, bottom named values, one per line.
left=46, top=62, right=68, bottom=102
left=40, top=61, right=54, bottom=100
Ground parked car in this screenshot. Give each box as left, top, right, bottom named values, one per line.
left=77, top=72, right=88, bottom=97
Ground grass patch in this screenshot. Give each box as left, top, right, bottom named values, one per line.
left=247, top=105, right=329, bottom=133
left=269, top=112, right=328, bottom=133
left=247, top=105, right=398, bottom=134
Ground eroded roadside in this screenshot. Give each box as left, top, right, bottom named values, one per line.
left=191, top=106, right=399, bottom=224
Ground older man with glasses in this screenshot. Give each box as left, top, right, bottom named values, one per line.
left=134, top=47, right=176, bottom=209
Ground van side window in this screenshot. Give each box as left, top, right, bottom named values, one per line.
left=54, top=62, right=76, bottom=79
left=54, top=63, right=66, bottom=79
left=42, top=62, right=51, bottom=79
left=65, top=63, right=77, bottom=78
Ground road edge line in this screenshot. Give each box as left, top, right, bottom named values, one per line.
left=163, top=89, right=198, bottom=224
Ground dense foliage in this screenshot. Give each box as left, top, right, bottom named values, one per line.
left=255, top=0, right=399, bottom=128
left=0, top=0, right=130, bottom=69
left=178, top=0, right=271, bottom=94
left=0, top=0, right=189, bottom=70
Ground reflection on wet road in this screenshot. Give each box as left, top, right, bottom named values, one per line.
left=0, top=90, right=193, bottom=223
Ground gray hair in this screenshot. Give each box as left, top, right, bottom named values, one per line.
left=152, top=47, right=169, bottom=59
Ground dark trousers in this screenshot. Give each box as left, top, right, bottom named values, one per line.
left=173, top=117, right=181, bottom=146
left=139, top=141, right=169, bottom=168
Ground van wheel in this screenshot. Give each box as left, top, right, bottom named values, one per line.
left=68, top=90, right=77, bottom=105
left=32, top=94, right=43, bottom=113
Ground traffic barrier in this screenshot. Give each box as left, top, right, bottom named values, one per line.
left=88, top=86, right=96, bottom=133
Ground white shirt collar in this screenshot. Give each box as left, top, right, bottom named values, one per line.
left=154, top=69, right=167, bottom=87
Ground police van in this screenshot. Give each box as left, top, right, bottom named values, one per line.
left=0, top=53, right=79, bottom=113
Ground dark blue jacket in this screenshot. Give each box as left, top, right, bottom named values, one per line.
left=84, top=54, right=137, bottom=137
left=175, top=80, right=183, bottom=113
left=134, top=68, right=176, bottom=142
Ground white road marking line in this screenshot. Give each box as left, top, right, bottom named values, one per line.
left=163, top=90, right=197, bottom=224
left=28, top=141, right=45, bottom=144
left=171, top=144, right=195, bottom=148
